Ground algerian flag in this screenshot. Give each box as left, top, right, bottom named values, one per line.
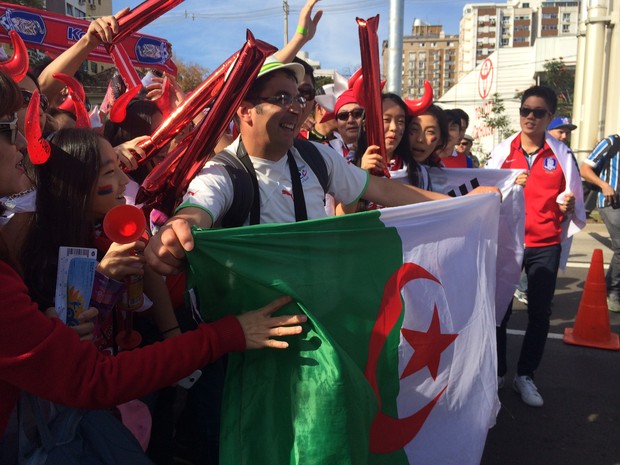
left=186, top=193, right=501, bottom=465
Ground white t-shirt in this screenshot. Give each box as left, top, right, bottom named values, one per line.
left=178, top=138, right=369, bottom=225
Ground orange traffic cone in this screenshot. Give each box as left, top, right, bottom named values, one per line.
left=564, top=248, right=620, bottom=350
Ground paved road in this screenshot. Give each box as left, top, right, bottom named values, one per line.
left=481, top=221, right=620, bottom=465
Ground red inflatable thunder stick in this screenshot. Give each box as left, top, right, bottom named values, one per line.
left=357, top=15, right=390, bottom=178
left=103, top=205, right=147, bottom=350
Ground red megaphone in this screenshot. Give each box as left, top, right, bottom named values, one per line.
left=103, top=204, right=146, bottom=244
left=103, top=204, right=146, bottom=350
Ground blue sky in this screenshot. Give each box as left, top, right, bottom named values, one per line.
left=112, top=0, right=470, bottom=75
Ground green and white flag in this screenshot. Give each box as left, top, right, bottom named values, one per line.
left=187, top=193, right=501, bottom=465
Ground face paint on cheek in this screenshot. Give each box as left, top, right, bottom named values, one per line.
left=429, top=136, right=438, bottom=144
left=97, top=184, right=114, bottom=196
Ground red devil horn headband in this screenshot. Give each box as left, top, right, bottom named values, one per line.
left=25, top=89, right=52, bottom=164
left=405, top=81, right=434, bottom=116
left=0, top=30, right=29, bottom=82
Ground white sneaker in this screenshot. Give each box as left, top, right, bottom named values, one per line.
left=607, top=296, right=620, bottom=313
left=514, top=289, right=528, bottom=305
left=513, top=375, right=544, bottom=407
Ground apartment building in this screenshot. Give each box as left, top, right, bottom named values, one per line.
left=458, top=0, right=580, bottom=80
left=382, top=20, right=459, bottom=99
left=45, top=0, right=112, bottom=75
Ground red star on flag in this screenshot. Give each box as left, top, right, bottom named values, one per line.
left=401, top=305, right=458, bottom=381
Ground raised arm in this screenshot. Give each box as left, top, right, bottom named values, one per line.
left=274, top=0, right=323, bottom=64
left=38, top=9, right=129, bottom=104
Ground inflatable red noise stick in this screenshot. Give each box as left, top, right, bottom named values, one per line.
left=112, top=0, right=185, bottom=46
left=25, top=89, right=52, bottom=164
left=103, top=205, right=147, bottom=350
left=0, top=30, right=29, bottom=82
left=357, top=15, right=390, bottom=178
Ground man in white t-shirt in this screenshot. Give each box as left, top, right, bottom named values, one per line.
left=145, top=57, right=499, bottom=275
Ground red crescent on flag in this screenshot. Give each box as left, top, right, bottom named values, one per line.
left=364, top=262, right=448, bottom=454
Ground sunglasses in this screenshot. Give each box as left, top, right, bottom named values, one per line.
left=336, top=109, right=365, bottom=121
left=519, top=107, right=550, bottom=119
left=0, top=113, right=19, bottom=145
left=255, top=93, right=306, bottom=109
left=21, top=89, right=50, bottom=112
left=298, top=85, right=316, bottom=102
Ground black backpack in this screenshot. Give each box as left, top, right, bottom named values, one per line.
left=211, top=138, right=329, bottom=228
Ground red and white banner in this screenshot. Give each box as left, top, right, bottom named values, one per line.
left=0, top=2, right=177, bottom=74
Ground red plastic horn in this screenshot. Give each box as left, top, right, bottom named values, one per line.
left=25, top=89, right=51, bottom=164
left=0, top=30, right=29, bottom=82
left=108, top=43, right=143, bottom=123
left=348, top=67, right=362, bottom=90
left=53, top=73, right=91, bottom=128
left=103, top=204, right=146, bottom=244
left=357, top=15, right=389, bottom=178
left=112, top=0, right=185, bottom=46
left=405, top=81, right=434, bottom=116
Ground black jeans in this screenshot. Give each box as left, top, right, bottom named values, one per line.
left=497, top=244, right=561, bottom=378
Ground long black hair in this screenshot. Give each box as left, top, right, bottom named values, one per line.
left=354, top=93, right=410, bottom=163
left=20, top=129, right=104, bottom=308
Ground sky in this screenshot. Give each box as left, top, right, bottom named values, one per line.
left=111, top=0, right=470, bottom=75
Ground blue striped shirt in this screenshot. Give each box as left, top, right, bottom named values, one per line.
left=585, top=135, right=620, bottom=208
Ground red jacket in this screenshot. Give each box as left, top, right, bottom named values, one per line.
left=0, top=260, right=245, bottom=436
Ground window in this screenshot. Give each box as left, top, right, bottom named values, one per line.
left=563, top=13, right=571, bottom=22
left=66, top=4, right=73, bottom=15
left=562, top=24, right=570, bottom=32
left=73, top=8, right=86, bottom=18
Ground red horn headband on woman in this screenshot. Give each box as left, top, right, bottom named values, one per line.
left=53, top=73, right=91, bottom=128
left=25, top=89, right=51, bottom=164
left=405, top=81, right=434, bottom=116
left=0, top=30, right=29, bottom=82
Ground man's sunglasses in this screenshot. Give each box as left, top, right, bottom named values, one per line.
left=255, top=93, right=306, bottom=108
left=519, top=107, right=550, bottom=119
left=21, top=89, right=50, bottom=112
left=336, top=109, right=364, bottom=121
left=298, top=85, right=316, bottom=102
left=0, top=113, right=19, bottom=145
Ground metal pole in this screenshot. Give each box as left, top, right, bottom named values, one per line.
left=578, top=0, right=609, bottom=158
left=387, top=0, right=404, bottom=95
left=604, top=4, right=620, bottom=136
left=283, top=0, right=289, bottom=46
left=571, top=0, right=588, bottom=159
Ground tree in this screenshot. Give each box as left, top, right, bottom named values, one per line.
left=475, top=92, right=514, bottom=164
left=539, top=58, right=575, bottom=117
left=173, top=54, right=209, bottom=93
left=314, top=75, right=333, bottom=90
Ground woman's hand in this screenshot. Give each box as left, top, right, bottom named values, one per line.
left=295, top=0, right=323, bottom=44
left=97, top=240, right=146, bottom=281
left=361, top=145, right=385, bottom=172
left=236, top=296, right=307, bottom=349
left=85, top=8, right=129, bottom=46
left=45, top=306, right=99, bottom=341
left=115, top=136, right=150, bottom=171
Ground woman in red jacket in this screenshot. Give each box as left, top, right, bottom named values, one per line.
left=0, top=71, right=306, bottom=438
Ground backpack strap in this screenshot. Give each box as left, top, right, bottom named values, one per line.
left=293, top=138, right=329, bottom=194
left=211, top=147, right=256, bottom=228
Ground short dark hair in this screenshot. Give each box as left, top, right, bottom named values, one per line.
left=521, top=85, right=557, bottom=114
left=444, top=109, right=462, bottom=129
left=293, top=56, right=315, bottom=88
left=451, top=108, right=469, bottom=129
